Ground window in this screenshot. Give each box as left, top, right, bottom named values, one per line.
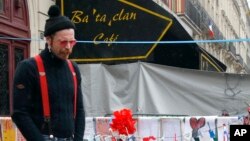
left=0, top=0, right=30, bottom=116
left=15, top=48, right=24, bottom=67
left=0, top=0, right=3, bottom=13
left=216, top=0, right=219, bottom=6
left=0, top=43, right=26, bottom=116
left=0, top=44, right=9, bottom=115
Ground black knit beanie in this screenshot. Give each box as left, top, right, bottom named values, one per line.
left=44, top=5, right=75, bottom=36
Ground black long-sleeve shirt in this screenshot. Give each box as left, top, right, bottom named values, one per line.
left=11, top=47, right=85, bottom=141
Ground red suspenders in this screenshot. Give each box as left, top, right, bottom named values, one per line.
left=67, top=59, right=77, bottom=119
left=34, top=55, right=77, bottom=120
left=34, top=55, right=50, bottom=118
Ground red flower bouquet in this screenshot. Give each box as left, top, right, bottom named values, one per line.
left=109, top=108, right=136, bottom=135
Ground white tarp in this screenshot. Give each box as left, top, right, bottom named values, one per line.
left=79, top=62, right=250, bottom=117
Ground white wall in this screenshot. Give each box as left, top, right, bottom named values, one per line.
left=27, top=0, right=55, bottom=57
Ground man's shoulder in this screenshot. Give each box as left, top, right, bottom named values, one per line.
left=19, top=57, right=36, bottom=66
left=14, top=57, right=38, bottom=77
left=16, top=57, right=37, bottom=70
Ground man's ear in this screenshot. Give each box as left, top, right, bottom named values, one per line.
left=46, top=36, right=52, bottom=46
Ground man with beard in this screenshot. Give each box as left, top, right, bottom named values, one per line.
left=11, top=5, right=85, bottom=141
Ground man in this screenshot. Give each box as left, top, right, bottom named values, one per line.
left=11, top=5, right=85, bottom=141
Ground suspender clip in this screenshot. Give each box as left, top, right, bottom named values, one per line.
left=44, top=116, right=50, bottom=123
left=44, top=116, right=53, bottom=138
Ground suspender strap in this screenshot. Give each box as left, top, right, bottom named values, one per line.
left=34, top=55, right=77, bottom=119
left=67, top=60, right=77, bottom=119
left=34, top=55, right=50, bottom=118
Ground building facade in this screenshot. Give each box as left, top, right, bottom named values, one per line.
left=0, top=0, right=53, bottom=115
left=155, top=0, right=250, bottom=74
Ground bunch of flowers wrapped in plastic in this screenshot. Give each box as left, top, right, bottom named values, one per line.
left=109, top=108, right=136, bottom=141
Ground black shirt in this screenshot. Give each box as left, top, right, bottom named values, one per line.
left=11, top=47, right=85, bottom=141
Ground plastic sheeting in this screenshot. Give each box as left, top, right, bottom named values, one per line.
left=79, top=62, right=250, bottom=117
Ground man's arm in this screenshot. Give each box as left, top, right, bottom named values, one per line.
left=11, top=60, right=44, bottom=141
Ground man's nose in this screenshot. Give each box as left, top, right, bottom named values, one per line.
left=65, top=41, right=71, bottom=49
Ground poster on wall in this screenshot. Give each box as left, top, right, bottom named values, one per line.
left=0, top=119, right=16, bottom=141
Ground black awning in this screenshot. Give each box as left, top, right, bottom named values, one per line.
left=152, top=43, right=227, bottom=72
left=57, top=0, right=226, bottom=72
left=57, top=0, right=172, bottom=61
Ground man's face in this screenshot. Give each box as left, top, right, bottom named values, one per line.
left=46, top=28, right=76, bottom=60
